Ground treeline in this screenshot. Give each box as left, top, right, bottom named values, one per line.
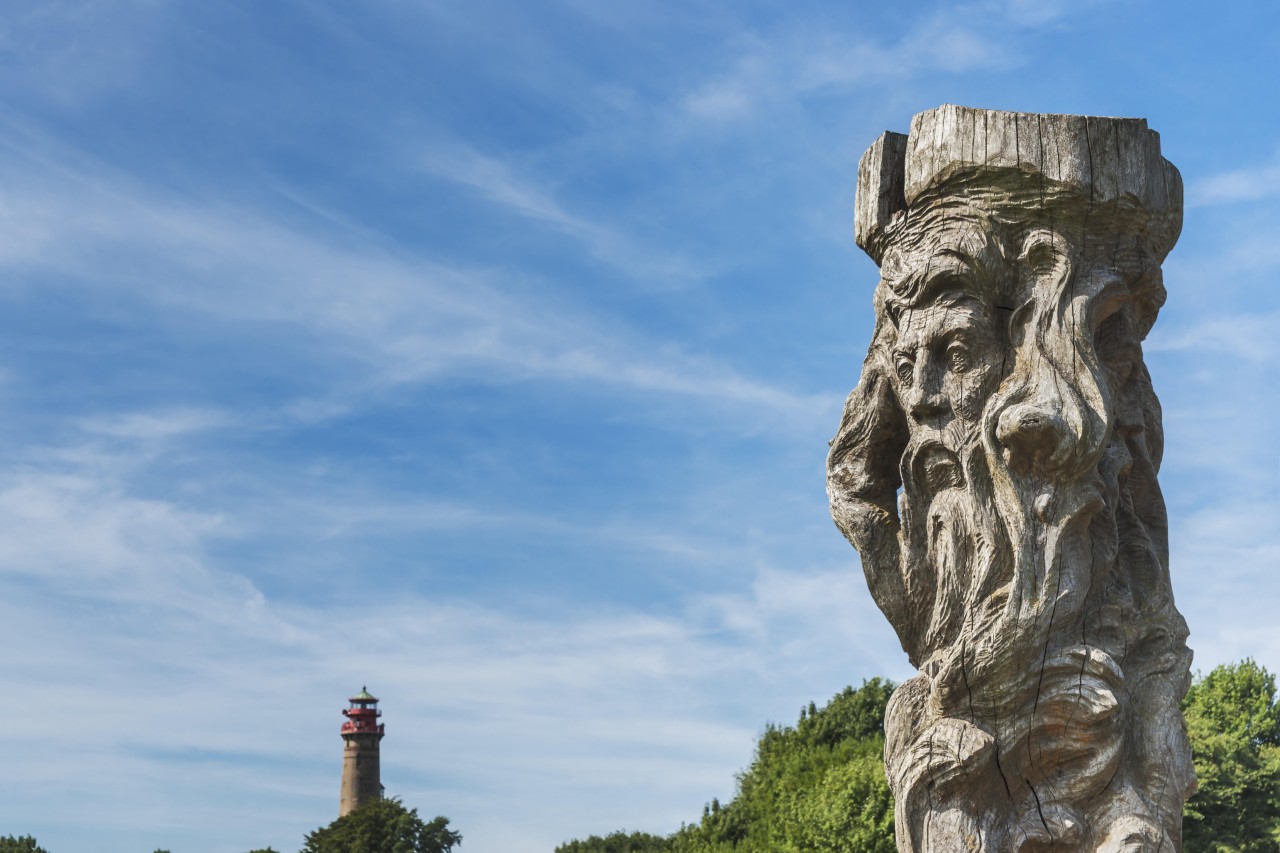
left=558, top=660, right=1280, bottom=853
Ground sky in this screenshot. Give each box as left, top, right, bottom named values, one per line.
left=1, top=1, right=1278, bottom=851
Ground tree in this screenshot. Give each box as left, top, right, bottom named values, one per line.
left=670, top=679, right=896, bottom=853
left=301, top=798, right=461, bottom=853
left=553, top=680, right=898, bottom=852
left=0, top=838, right=49, bottom=853
left=781, top=751, right=894, bottom=853
left=1182, top=659, right=1280, bottom=852
left=555, top=830, right=671, bottom=852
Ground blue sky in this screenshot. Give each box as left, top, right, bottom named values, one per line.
left=1, top=1, right=1278, bottom=851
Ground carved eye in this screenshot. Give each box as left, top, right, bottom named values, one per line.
left=894, top=355, right=914, bottom=387
left=946, top=342, right=973, bottom=374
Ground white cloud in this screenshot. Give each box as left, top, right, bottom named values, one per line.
left=987, top=0, right=1084, bottom=27
left=673, top=6, right=1037, bottom=126
left=78, top=407, right=238, bottom=441
left=1189, top=157, right=1280, bottom=207
left=1146, top=309, right=1280, bottom=362
left=1172, top=495, right=1280, bottom=675
left=683, top=78, right=758, bottom=122
left=418, top=144, right=711, bottom=286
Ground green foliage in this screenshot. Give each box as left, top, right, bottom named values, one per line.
left=554, top=680, right=896, bottom=853
left=779, top=754, right=894, bottom=853
left=301, top=798, right=461, bottom=853
left=555, top=830, right=671, bottom=852
left=669, top=679, right=896, bottom=853
left=0, top=837, right=49, bottom=853
left=1183, top=659, right=1280, bottom=852
left=244, top=849, right=281, bottom=853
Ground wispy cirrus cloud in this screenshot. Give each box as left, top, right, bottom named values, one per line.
left=1146, top=309, right=1280, bottom=362
left=0, top=125, right=823, bottom=429
left=1188, top=154, right=1280, bottom=207
left=672, top=0, right=1113, bottom=128
left=674, top=4, right=1054, bottom=126
left=417, top=145, right=712, bottom=286
left=78, top=407, right=239, bottom=441
left=1171, top=495, right=1280, bottom=674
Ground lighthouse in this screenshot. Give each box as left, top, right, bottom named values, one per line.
left=339, top=686, right=385, bottom=816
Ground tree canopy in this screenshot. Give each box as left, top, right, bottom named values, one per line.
left=1182, top=659, right=1280, bottom=852
left=0, top=837, right=49, bottom=853
left=301, top=798, right=461, bottom=853
left=556, top=830, right=672, bottom=853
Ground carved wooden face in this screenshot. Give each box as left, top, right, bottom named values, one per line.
left=891, top=297, right=1003, bottom=429
left=832, top=188, right=1174, bottom=664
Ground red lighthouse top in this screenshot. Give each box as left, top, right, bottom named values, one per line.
left=341, top=686, right=385, bottom=735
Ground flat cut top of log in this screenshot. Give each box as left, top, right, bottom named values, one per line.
left=854, top=104, right=1182, bottom=262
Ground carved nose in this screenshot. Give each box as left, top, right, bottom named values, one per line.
left=995, top=403, right=1068, bottom=470
left=908, top=390, right=950, bottom=424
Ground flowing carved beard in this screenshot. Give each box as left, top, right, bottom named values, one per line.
left=895, top=424, right=1130, bottom=840
left=897, top=408, right=1114, bottom=728
left=897, top=426, right=1012, bottom=673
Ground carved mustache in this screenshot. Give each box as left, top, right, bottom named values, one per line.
left=902, top=433, right=969, bottom=495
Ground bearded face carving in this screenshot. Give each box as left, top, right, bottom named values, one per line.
left=828, top=106, right=1194, bottom=852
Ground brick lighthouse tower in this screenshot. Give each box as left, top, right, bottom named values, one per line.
left=339, top=686, right=385, bottom=816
